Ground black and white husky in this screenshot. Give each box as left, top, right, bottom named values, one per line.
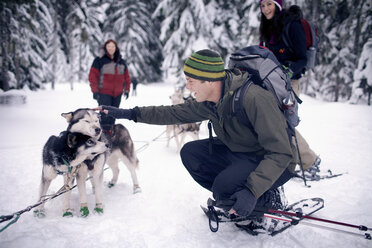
left=61, top=108, right=141, bottom=194
left=35, top=131, right=109, bottom=218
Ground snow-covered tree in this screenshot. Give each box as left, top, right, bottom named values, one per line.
left=0, top=0, right=52, bottom=90
left=350, top=38, right=372, bottom=105
left=153, top=0, right=209, bottom=82
left=154, top=0, right=260, bottom=82
left=103, top=0, right=163, bottom=83
left=1, top=0, right=371, bottom=106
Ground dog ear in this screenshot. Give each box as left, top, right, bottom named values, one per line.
left=67, top=133, right=77, bottom=148
left=61, top=112, right=73, bottom=123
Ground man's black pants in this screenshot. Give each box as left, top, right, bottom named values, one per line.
left=180, top=138, right=292, bottom=208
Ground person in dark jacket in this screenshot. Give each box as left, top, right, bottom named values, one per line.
left=88, top=39, right=131, bottom=136
left=94, top=49, right=296, bottom=218
left=259, top=0, right=321, bottom=175
left=131, top=77, right=138, bottom=96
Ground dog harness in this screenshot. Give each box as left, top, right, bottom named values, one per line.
left=53, top=158, right=74, bottom=175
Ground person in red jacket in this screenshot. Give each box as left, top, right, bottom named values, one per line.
left=89, top=39, right=131, bottom=136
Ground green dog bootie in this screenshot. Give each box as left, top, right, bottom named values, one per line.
left=80, top=206, right=89, bottom=217
left=94, top=203, right=104, bottom=215
left=62, top=209, right=74, bottom=217
left=33, top=209, right=46, bottom=218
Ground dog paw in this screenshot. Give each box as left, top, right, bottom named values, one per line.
left=62, top=209, right=74, bottom=217
left=33, top=209, right=46, bottom=218
left=80, top=206, right=89, bottom=218
left=133, top=185, right=142, bottom=194
left=94, top=204, right=104, bottom=215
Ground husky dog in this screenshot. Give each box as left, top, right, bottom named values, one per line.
left=34, top=131, right=109, bottom=218
left=61, top=108, right=141, bottom=194
left=166, top=89, right=201, bottom=152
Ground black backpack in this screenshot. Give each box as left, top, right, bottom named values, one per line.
left=228, top=45, right=302, bottom=136
left=282, top=5, right=319, bottom=70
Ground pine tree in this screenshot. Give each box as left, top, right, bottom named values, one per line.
left=154, top=0, right=260, bottom=82
left=103, top=0, right=163, bottom=83
left=0, top=0, right=51, bottom=90
left=154, top=0, right=209, bottom=82
left=0, top=2, right=12, bottom=91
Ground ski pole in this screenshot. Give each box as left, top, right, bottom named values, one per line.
left=263, top=212, right=371, bottom=240
left=263, top=213, right=371, bottom=240
left=268, top=208, right=371, bottom=232
left=293, top=132, right=309, bottom=187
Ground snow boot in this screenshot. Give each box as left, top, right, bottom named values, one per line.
left=303, top=155, right=321, bottom=179
left=247, top=186, right=288, bottom=232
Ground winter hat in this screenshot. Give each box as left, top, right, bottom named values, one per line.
left=184, top=49, right=225, bottom=82
left=260, top=0, right=282, bottom=11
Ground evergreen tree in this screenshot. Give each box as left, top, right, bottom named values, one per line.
left=0, top=1, right=12, bottom=91
left=65, top=0, right=105, bottom=84
left=154, top=0, right=260, bottom=82
left=0, top=0, right=51, bottom=90
left=154, top=0, right=209, bottom=82
left=350, top=39, right=372, bottom=105
left=0, top=0, right=371, bottom=106
left=103, top=0, right=162, bottom=83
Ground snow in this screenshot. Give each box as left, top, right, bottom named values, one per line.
left=0, top=82, right=372, bottom=248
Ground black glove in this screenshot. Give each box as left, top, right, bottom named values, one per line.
left=93, top=93, right=100, bottom=100
left=230, top=188, right=257, bottom=216
left=101, top=105, right=133, bottom=120
left=123, top=91, right=129, bottom=99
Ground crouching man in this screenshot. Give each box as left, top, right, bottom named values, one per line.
left=94, top=49, right=296, bottom=222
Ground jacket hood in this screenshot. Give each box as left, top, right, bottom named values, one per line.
left=223, top=69, right=249, bottom=94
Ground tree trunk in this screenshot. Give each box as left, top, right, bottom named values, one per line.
left=69, top=33, right=74, bottom=91
left=0, top=5, right=10, bottom=91
left=353, top=0, right=362, bottom=62
left=51, top=12, right=58, bottom=90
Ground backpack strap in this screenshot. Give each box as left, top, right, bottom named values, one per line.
left=232, top=76, right=301, bottom=140
left=282, top=23, right=295, bottom=54
left=232, top=77, right=255, bottom=134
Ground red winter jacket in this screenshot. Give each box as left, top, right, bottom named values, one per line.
left=89, top=53, right=131, bottom=98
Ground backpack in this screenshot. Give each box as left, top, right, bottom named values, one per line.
left=228, top=45, right=301, bottom=136
left=282, top=14, right=319, bottom=70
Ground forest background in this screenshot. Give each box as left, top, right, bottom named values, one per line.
left=0, top=0, right=371, bottom=104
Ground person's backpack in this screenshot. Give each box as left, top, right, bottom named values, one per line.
left=282, top=6, right=319, bottom=70
left=228, top=45, right=301, bottom=135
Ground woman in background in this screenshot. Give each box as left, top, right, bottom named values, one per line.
left=89, top=39, right=131, bottom=136
left=259, top=0, right=321, bottom=176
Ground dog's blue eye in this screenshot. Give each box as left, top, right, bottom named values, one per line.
left=86, top=139, right=95, bottom=145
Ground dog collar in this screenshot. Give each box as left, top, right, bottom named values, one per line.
left=62, top=158, right=73, bottom=173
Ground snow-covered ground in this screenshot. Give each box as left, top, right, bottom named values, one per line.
left=0, top=82, right=371, bottom=248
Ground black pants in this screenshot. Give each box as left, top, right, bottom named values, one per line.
left=180, top=139, right=292, bottom=207
left=97, top=93, right=121, bottom=130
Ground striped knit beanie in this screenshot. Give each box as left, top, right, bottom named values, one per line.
left=184, top=49, right=225, bottom=82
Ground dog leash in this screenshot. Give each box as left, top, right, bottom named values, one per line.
left=0, top=184, right=73, bottom=232
left=0, top=164, right=82, bottom=232
left=134, top=130, right=167, bottom=153
left=1, top=130, right=171, bottom=232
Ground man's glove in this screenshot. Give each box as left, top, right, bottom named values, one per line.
left=282, top=65, right=293, bottom=79
left=93, top=93, right=100, bottom=100
left=101, top=105, right=134, bottom=120
left=230, top=188, right=257, bottom=216
left=123, top=91, right=129, bottom=99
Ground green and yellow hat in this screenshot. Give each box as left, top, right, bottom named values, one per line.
left=184, top=49, right=226, bottom=81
